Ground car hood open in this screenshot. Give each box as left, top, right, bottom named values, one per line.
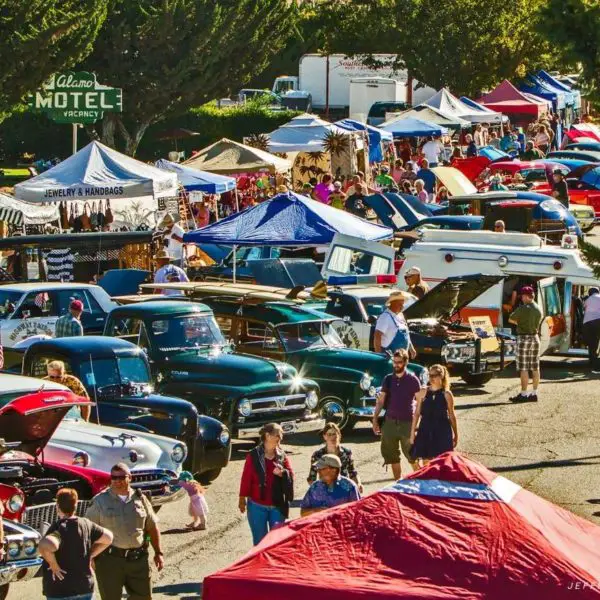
left=403, top=274, right=504, bottom=321
left=0, top=390, right=93, bottom=457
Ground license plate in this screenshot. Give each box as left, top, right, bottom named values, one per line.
left=280, top=421, right=297, bottom=434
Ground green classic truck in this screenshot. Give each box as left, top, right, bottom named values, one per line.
left=103, top=301, right=323, bottom=438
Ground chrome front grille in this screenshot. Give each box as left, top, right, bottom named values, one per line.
left=248, top=394, right=307, bottom=414
left=25, top=500, right=91, bottom=532
left=131, top=469, right=176, bottom=498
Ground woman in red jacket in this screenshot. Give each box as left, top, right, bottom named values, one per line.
left=239, top=423, right=294, bottom=545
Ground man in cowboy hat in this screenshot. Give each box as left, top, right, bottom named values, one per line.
left=153, top=248, right=189, bottom=296
left=404, top=266, right=429, bottom=300
left=158, top=213, right=185, bottom=266
left=373, top=290, right=416, bottom=358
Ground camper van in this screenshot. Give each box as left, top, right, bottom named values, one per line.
left=397, top=229, right=598, bottom=356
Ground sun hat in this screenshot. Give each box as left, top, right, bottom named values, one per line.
left=385, top=290, right=411, bottom=306
left=405, top=266, right=421, bottom=277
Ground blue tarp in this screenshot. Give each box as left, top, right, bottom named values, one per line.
left=518, top=75, right=566, bottom=110
left=537, top=71, right=577, bottom=108
left=335, top=119, right=393, bottom=163
left=155, top=159, right=236, bottom=193
left=183, top=191, right=393, bottom=246
left=380, top=117, right=448, bottom=138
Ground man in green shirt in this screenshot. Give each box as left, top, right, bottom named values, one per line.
left=508, top=286, right=543, bottom=402
left=375, top=166, right=396, bottom=190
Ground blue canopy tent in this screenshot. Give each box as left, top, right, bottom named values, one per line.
left=155, top=159, right=236, bottom=193
left=335, top=119, right=393, bottom=163
left=537, top=70, right=578, bottom=109
left=380, top=117, right=448, bottom=139
left=518, top=75, right=566, bottom=111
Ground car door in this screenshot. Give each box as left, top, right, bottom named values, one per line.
left=234, top=318, right=285, bottom=361
left=4, top=290, right=59, bottom=346
left=326, top=295, right=369, bottom=349
left=538, top=277, right=567, bottom=354
left=51, top=288, right=106, bottom=334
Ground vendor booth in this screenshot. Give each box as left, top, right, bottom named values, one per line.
left=380, top=117, right=448, bottom=139
left=203, top=452, right=600, bottom=600
left=0, top=192, right=60, bottom=233
left=479, top=80, right=548, bottom=124
left=388, top=105, right=468, bottom=132
left=425, top=87, right=501, bottom=124
left=334, top=119, right=393, bottom=164
left=460, top=96, right=505, bottom=123
left=154, top=159, right=235, bottom=193
left=518, top=75, right=566, bottom=112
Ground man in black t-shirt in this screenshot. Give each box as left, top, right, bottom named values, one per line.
left=39, top=488, right=113, bottom=600
left=551, top=169, right=570, bottom=208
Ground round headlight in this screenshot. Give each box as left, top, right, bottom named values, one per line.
left=129, top=450, right=139, bottom=463
left=360, top=373, right=373, bottom=391
left=156, top=372, right=164, bottom=383
left=8, top=493, right=24, bottom=513
left=23, top=540, right=36, bottom=556
left=171, top=444, right=186, bottom=463
left=72, top=451, right=90, bottom=467
left=238, top=398, right=252, bottom=417
left=306, top=390, right=318, bottom=409
left=368, top=386, right=377, bottom=398
left=8, top=542, right=20, bottom=558
left=219, top=429, right=230, bottom=445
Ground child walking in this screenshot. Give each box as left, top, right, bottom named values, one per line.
left=178, top=471, right=209, bottom=530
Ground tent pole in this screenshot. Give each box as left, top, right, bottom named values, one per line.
left=72, top=124, right=78, bottom=155
left=233, top=244, right=237, bottom=283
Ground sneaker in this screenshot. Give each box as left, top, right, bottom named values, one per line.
left=509, top=393, right=529, bottom=403
left=529, top=393, right=538, bottom=402
left=592, top=371, right=600, bottom=375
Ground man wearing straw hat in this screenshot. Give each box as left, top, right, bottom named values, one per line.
left=373, top=290, right=416, bottom=358
left=153, top=248, right=189, bottom=296
left=158, top=213, right=185, bottom=266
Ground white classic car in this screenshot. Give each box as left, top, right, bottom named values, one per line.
left=0, top=375, right=186, bottom=508
left=0, top=283, right=116, bottom=348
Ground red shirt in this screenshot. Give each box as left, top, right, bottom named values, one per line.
left=239, top=452, right=293, bottom=506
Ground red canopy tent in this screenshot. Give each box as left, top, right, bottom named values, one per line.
left=479, top=80, right=548, bottom=123
left=204, top=453, right=600, bottom=600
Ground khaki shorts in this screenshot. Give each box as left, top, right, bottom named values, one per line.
left=381, top=418, right=413, bottom=465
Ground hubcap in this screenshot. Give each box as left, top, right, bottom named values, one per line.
left=320, top=399, right=345, bottom=424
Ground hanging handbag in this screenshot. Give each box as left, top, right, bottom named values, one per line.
left=90, top=201, right=99, bottom=228
left=68, top=203, right=75, bottom=229
left=72, top=204, right=82, bottom=233
left=59, top=202, right=69, bottom=229
left=105, top=199, right=114, bottom=225
left=81, top=202, right=92, bottom=230
left=96, top=200, right=106, bottom=228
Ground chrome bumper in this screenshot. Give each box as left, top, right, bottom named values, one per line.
left=348, top=395, right=378, bottom=419
left=238, top=416, right=325, bottom=439
left=0, top=558, right=43, bottom=585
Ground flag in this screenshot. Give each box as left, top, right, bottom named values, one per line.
left=34, top=292, right=49, bottom=308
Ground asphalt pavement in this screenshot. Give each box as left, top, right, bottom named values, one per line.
left=12, top=228, right=600, bottom=599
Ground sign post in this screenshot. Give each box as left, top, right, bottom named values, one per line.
left=28, top=72, right=122, bottom=154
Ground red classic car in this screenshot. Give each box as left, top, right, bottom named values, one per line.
left=0, top=390, right=111, bottom=531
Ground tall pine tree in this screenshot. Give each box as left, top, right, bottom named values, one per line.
left=0, top=0, right=109, bottom=120
left=82, top=0, right=298, bottom=155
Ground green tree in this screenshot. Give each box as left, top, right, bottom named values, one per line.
left=82, top=0, right=298, bottom=155
left=319, top=0, right=554, bottom=96
left=539, top=0, right=600, bottom=102
left=0, top=0, right=108, bottom=120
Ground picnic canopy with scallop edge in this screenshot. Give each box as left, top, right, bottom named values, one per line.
left=203, top=452, right=600, bottom=600
left=14, top=141, right=178, bottom=203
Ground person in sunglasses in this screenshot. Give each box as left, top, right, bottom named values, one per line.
left=86, top=463, right=164, bottom=600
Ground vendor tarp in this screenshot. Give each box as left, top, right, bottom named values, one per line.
left=185, top=138, right=290, bottom=174
left=204, top=453, right=600, bottom=600
left=267, top=114, right=354, bottom=153
left=155, top=159, right=235, bottom=193
left=425, top=88, right=499, bottom=124
left=381, top=117, right=448, bottom=138
left=390, top=105, right=468, bottom=131
left=183, top=191, right=392, bottom=246
left=14, top=141, right=177, bottom=203
left=0, top=192, right=60, bottom=226
left=459, top=97, right=506, bottom=123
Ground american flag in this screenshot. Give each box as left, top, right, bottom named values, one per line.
left=34, top=292, right=49, bottom=308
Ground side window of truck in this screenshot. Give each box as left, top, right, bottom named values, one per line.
left=30, top=355, right=67, bottom=378
left=544, top=284, right=562, bottom=317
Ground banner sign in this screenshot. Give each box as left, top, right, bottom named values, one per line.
left=27, top=72, right=122, bottom=124
left=468, top=316, right=499, bottom=352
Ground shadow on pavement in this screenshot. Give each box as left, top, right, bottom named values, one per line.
left=494, top=455, right=600, bottom=473
left=162, top=527, right=193, bottom=535
left=153, top=582, right=202, bottom=598
left=455, top=401, right=514, bottom=410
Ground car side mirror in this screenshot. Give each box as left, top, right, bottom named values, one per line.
left=367, top=315, right=377, bottom=325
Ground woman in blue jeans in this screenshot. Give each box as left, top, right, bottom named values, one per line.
left=239, top=423, right=294, bottom=545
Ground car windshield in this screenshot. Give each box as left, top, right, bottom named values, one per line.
left=0, top=290, right=22, bottom=319
left=150, top=314, right=225, bottom=351
left=79, top=356, right=150, bottom=389
left=277, top=321, right=344, bottom=352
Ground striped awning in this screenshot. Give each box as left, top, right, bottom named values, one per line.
left=0, top=192, right=59, bottom=226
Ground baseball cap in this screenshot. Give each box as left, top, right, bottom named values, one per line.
left=405, top=266, right=421, bottom=277
left=70, top=299, right=84, bottom=311
left=520, top=286, right=534, bottom=296
left=313, top=454, right=342, bottom=470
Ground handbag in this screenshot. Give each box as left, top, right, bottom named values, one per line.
left=68, top=204, right=75, bottom=229
left=59, top=202, right=69, bottom=229
left=81, top=202, right=91, bottom=230
left=96, top=200, right=106, bottom=228
left=90, top=201, right=98, bottom=228
left=105, top=199, right=114, bottom=225
left=72, top=204, right=82, bottom=233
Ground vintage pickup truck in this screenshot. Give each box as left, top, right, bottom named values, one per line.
left=103, top=302, right=323, bottom=438
left=8, top=337, right=231, bottom=482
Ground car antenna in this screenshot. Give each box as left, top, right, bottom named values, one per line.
left=89, top=353, right=101, bottom=425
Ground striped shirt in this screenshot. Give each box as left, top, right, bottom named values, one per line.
left=55, top=314, right=83, bottom=338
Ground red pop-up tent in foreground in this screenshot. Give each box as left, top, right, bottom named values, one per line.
left=204, top=453, right=600, bottom=600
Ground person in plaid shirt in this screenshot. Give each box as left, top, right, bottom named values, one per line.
left=43, top=360, right=91, bottom=421
left=55, top=299, right=84, bottom=338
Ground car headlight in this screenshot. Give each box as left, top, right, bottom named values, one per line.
left=72, top=451, right=90, bottom=467
left=171, top=443, right=186, bottom=463
left=219, top=429, right=230, bottom=445
left=7, top=542, right=20, bottom=558
left=23, top=540, right=37, bottom=556
left=306, top=390, right=318, bottom=409
left=7, top=493, right=24, bottom=513
left=238, top=398, right=252, bottom=417
left=360, top=373, right=373, bottom=391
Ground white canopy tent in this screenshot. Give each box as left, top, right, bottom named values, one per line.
left=267, top=114, right=355, bottom=153
left=0, top=192, right=60, bottom=226
left=14, top=141, right=178, bottom=203
left=425, top=88, right=503, bottom=124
